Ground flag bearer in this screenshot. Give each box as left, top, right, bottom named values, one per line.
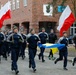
left=38, top=28, right=48, bottom=62
left=7, top=26, right=24, bottom=74
left=54, top=31, right=68, bottom=70
left=27, top=29, right=40, bottom=72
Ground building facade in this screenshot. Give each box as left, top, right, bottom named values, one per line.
left=0, top=0, right=74, bottom=36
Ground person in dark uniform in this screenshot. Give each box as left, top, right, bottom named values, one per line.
left=72, top=35, right=76, bottom=66
left=0, top=29, right=5, bottom=63
left=7, top=30, right=13, bottom=56
left=38, top=28, right=48, bottom=62
left=7, top=27, right=24, bottom=74
left=1, top=31, right=7, bottom=60
left=54, top=31, right=68, bottom=70
left=20, top=31, right=26, bottom=60
left=48, top=29, right=57, bottom=60
left=5, top=31, right=9, bottom=57
left=27, top=29, right=40, bottom=72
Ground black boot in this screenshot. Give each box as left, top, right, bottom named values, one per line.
left=54, top=59, right=58, bottom=64
left=72, top=58, right=75, bottom=66
left=15, top=70, right=19, bottom=75
left=29, top=61, right=31, bottom=68
left=38, top=55, right=41, bottom=60
left=64, top=67, right=68, bottom=70
left=42, top=59, right=45, bottom=62
left=33, top=68, right=36, bottom=72
left=29, top=64, right=31, bottom=68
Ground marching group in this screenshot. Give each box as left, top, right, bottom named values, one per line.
left=0, top=26, right=76, bottom=74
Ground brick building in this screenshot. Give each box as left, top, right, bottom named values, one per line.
left=0, top=0, right=75, bottom=36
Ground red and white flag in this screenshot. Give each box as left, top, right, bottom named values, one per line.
left=57, top=5, right=75, bottom=36
left=0, top=1, right=11, bottom=28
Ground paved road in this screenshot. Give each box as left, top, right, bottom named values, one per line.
left=0, top=52, right=76, bottom=75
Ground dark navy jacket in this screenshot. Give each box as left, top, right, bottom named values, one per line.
left=7, top=33, right=24, bottom=49
left=0, top=32, right=4, bottom=45
left=38, top=32, right=48, bottom=44
left=58, top=37, right=68, bottom=52
left=48, top=33, right=57, bottom=43
left=27, top=33, right=39, bottom=49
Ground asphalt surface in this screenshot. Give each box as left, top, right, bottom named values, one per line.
left=0, top=51, right=76, bottom=75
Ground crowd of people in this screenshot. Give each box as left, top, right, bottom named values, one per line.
left=0, top=26, right=76, bottom=75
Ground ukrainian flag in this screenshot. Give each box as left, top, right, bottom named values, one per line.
left=50, top=48, right=58, bottom=54
left=38, top=43, right=65, bottom=54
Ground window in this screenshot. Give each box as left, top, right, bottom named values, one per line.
left=8, top=0, right=12, bottom=10
left=70, top=24, right=76, bottom=35
left=12, top=0, right=15, bottom=10
left=16, top=0, right=20, bottom=9
left=23, top=0, right=27, bottom=6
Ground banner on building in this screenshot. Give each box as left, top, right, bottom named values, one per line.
left=43, top=4, right=53, bottom=16
left=58, top=6, right=66, bottom=12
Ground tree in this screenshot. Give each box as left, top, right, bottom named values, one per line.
left=51, top=0, right=76, bottom=18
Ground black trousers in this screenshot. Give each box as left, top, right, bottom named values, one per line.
left=11, top=48, right=19, bottom=71
left=21, top=43, right=26, bottom=57
left=49, top=49, right=53, bottom=57
left=73, top=57, right=76, bottom=63
left=39, top=47, right=45, bottom=61
left=2, top=42, right=7, bottom=58
left=56, top=50, right=68, bottom=68
left=29, top=48, right=37, bottom=69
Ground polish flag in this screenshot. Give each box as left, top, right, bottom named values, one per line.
left=57, top=5, right=75, bottom=36
left=0, top=1, right=11, bottom=28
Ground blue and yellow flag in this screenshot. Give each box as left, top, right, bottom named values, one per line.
left=50, top=48, right=58, bottom=54
left=38, top=43, right=65, bottom=54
